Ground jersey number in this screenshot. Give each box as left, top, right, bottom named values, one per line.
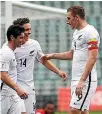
left=77, top=93, right=83, bottom=101
left=20, top=58, right=27, bottom=67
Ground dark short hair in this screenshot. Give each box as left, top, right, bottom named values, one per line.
left=67, top=5, right=85, bottom=19
left=43, top=101, right=54, bottom=108
left=13, top=17, right=30, bottom=26
left=7, top=25, right=24, bottom=41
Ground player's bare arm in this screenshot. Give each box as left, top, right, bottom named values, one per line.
left=1, top=71, right=28, bottom=99
left=41, top=60, right=67, bottom=81
left=41, top=49, right=73, bottom=60
left=76, top=49, right=98, bottom=96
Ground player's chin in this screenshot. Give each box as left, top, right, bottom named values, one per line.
left=26, top=36, right=29, bottom=40
left=17, top=45, right=21, bottom=47
left=17, top=43, right=22, bottom=47
left=27, top=34, right=30, bottom=38
left=70, top=26, right=74, bottom=29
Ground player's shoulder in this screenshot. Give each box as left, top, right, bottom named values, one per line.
left=85, top=24, right=98, bottom=33
left=29, top=39, right=40, bottom=45
left=29, top=39, right=41, bottom=49
left=22, top=39, right=40, bottom=47
left=1, top=45, right=14, bottom=60
left=86, top=25, right=99, bottom=38
left=2, top=45, right=13, bottom=54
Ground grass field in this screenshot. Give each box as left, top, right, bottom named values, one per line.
left=56, top=111, right=102, bottom=114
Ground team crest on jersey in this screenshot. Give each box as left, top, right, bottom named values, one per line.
left=78, top=34, right=83, bottom=40
left=29, top=50, right=35, bottom=56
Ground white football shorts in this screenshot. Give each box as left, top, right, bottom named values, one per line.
left=20, top=90, right=36, bottom=114
left=1, top=94, right=21, bottom=114
left=70, top=80, right=97, bottom=111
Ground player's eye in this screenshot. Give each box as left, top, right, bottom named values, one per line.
left=67, top=17, right=70, bottom=20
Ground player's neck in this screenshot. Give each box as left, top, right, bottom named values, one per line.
left=8, top=41, right=15, bottom=50
left=77, top=20, right=88, bottom=30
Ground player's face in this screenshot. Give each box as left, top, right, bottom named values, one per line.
left=23, top=23, right=31, bottom=41
left=67, top=11, right=79, bottom=29
left=45, top=104, right=54, bottom=114
left=14, top=32, right=25, bottom=47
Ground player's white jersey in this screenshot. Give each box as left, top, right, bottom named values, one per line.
left=15, top=39, right=44, bottom=94
left=0, top=45, right=17, bottom=95
left=71, top=24, right=100, bottom=82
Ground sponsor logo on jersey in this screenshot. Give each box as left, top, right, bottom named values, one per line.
left=74, top=102, right=80, bottom=105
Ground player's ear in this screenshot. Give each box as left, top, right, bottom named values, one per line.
left=75, top=15, right=79, bottom=21
left=10, top=35, right=14, bottom=40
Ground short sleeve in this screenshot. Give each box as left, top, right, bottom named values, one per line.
left=71, top=41, right=75, bottom=50
left=85, top=30, right=100, bottom=50
left=0, top=51, right=10, bottom=71
left=36, top=42, right=44, bottom=62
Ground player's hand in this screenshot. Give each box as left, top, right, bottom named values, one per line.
left=58, top=70, right=67, bottom=81
left=75, top=80, right=84, bottom=97
left=15, top=87, right=28, bottom=99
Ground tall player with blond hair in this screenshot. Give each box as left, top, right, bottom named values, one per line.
left=42, top=5, right=100, bottom=114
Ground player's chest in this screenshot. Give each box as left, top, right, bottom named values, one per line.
left=10, top=56, right=17, bottom=68
left=15, top=48, right=37, bottom=58
left=73, top=33, right=86, bottom=49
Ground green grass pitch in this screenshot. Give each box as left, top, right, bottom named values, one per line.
left=56, top=111, right=102, bottom=114
left=90, top=112, right=102, bottom=114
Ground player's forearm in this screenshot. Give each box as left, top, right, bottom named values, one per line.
left=1, top=72, right=19, bottom=91
left=80, top=57, right=97, bottom=82
left=42, top=60, right=61, bottom=75
left=51, top=50, right=73, bottom=60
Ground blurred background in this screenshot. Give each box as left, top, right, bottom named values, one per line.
left=0, top=1, right=102, bottom=114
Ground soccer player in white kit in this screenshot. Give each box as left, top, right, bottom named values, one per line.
left=13, top=18, right=67, bottom=114
left=42, top=6, right=100, bottom=114
left=0, top=25, right=28, bottom=114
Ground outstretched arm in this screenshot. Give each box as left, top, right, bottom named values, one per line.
left=41, top=49, right=74, bottom=60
